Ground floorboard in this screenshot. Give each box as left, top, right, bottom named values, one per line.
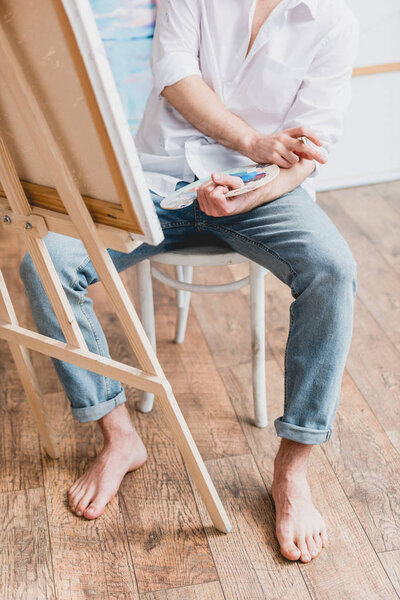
left=1, top=181, right=399, bottom=598
left=0, top=487, right=55, bottom=599
left=140, top=580, right=225, bottom=600
left=319, top=190, right=400, bottom=347
left=379, top=550, right=400, bottom=597
left=333, top=183, right=400, bottom=273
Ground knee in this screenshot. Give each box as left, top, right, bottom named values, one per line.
left=19, top=233, right=86, bottom=293
left=318, top=245, right=357, bottom=296
left=300, top=231, right=357, bottom=297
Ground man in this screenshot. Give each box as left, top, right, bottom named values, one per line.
left=19, top=0, right=359, bottom=563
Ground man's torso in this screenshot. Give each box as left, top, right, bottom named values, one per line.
left=135, top=0, right=356, bottom=199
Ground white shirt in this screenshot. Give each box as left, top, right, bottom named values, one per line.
left=135, top=0, right=360, bottom=202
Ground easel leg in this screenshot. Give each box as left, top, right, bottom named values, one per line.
left=157, top=382, right=231, bottom=533
left=7, top=343, right=60, bottom=458
left=0, top=270, right=59, bottom=458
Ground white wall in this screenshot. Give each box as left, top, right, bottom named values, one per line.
left=314, top=0, right=400, bottom=191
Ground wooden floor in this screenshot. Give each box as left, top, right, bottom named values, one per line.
left=1, top=180, right=399, bottom=599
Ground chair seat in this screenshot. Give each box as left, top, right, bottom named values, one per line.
left=150, top=245, right=248, bottom=267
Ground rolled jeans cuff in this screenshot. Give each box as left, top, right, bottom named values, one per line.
left=71, top=389, right=127, bottom=423
left=274, top=417, right=332, bottom=445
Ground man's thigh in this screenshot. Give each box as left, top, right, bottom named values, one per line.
left=108, top=186, right=213, bottom=273
left=23, top=185, right=199, bottom=286
left=200, top=184, right=357, bottom=295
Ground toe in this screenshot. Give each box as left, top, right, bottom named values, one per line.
left=277, top=531, right=301, bottom=561
left=68, top=481, right=79, bottom=495
left=280, top=544, right=301, bottom=561
left=75, top=493, right=93, bottom=517
left=68, top=482, right=83, bottom=507
left=313, top=532, right=322, bottom=554
left=320, top=527, right=328, bottom=547
left=306, top=536, right=318, bottom=559
left=69, top=490, right=85, bottom=514
left=83, top=495, right=110, bottom=520
left=68, top=477, right=83, bottom=498
left=298, top=541, right=311, bottom=563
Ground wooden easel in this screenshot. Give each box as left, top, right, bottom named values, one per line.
left=0, top=19, right=231, bottom=534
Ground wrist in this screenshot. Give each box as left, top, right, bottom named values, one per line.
left=246, top=180, right=275, bottom=209
left=241, top=128, right=261, bottom=161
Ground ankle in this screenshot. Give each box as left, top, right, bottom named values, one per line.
left=274, top=455, right=309, bottom=472
left=272, top=466, right=308, bottom=485
left=274, top=439, right=311, bottom=463
left=98, top=404, right=137, bottom=444
left=102, top=426, right=138, bottom=445
left=273, top=439, right=312, bottom=480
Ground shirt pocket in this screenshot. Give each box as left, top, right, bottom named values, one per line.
left=244, top=54, right=304, bottom=120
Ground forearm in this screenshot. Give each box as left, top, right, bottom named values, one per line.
left=162, top=75, right=256, bottom=156
left=249, top=158, right=316, bottom=208
left=197, top=158, right=316, bottom=217
left=162, top=76, right=326, bottom=170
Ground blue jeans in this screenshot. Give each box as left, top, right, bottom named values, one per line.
left=19, top=182, right=357, bottom=445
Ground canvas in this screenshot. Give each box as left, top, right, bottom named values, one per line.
left=0, top=0, right=162, bottom=243
left=91, top=0, right=158, bottom=135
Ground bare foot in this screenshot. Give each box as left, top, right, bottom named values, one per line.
left=68, top=404, right=147, bottom=520
left=271, top=439, right=328, bottom=563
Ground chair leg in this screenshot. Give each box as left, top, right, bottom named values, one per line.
left=175, top=266, right=185, bottom=312
left=250, top=261, right=267, bottom=428
left=174, top=265, right=193, bottom=344
left=135, top=260, right=156, bottom=413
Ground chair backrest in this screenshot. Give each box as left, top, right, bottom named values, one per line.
left=92, top=0, right=157, bottom=135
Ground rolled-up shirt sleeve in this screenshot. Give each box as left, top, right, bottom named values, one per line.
left=151, top=0, right=202, bottom=97
left=282, top=14, right=360, bottom=177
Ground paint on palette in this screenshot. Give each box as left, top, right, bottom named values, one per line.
left=160, top=164, right=280, bottom=210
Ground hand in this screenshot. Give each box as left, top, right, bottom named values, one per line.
left=196, top=172, right=258, bottom=217
left=246, top=126, right=327, bottom=168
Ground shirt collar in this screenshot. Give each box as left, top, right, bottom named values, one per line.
left=286, top=0, right=318, bottom=19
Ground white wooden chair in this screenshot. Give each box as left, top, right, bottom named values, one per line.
left=136, top=245, right=268, bottom=428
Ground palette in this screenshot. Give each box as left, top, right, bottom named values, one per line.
left=160, top=163, right=280, bottom=210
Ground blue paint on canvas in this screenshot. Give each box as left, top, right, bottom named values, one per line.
left=89, top=1, right=157, bottom=134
